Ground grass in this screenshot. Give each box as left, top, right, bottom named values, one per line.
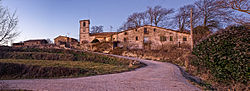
left=0, top=59, right=141, bottom=79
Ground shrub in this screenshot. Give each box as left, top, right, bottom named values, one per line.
left=193, top=26, right=212, bottom=44
left=79, top=52, right=130, bottom=65
left=0, top=52, right=74, bottom=61
left=0, top=62, right=88, bottom=79
left=191, top=25, right=249, bottom=90
left=0, top=47, right=133, bottom=66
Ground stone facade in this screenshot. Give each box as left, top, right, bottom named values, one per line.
left=23, top=39, right=48, bottom=46
left=79, top=20, right=116, bottom=44
left=12, top=39, right=50, bottom=48
left=112, top=26, right=191, bottom=50
left=54, top=36, right=79, bottom=48
left=89, top=32, right=116, bottom=42
left=79, top=20, right=93, bottom=44
left=79, top=20, right=191, bottom=50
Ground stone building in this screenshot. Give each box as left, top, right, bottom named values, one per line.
left=23, top=39, right=48, bottom=46
left=79, top=20, right=116, bottom=44
left=79, top=20, right=191, bottom=50
left=54, top=36, right=79, bottom=48
left=12, top=42, right=24, bottom=47
left=12, top=39, right=49, bottom=47
left=89, top=32, right=116, bottom=43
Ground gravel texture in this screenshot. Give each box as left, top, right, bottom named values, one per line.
left=1, top=54, right=200, bottom=91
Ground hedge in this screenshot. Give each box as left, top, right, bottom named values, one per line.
left=0, top=52, right=74, bottom=61
left=192, top=25, right=249, bottom=87
left=0, top=62, right=88, bottom=79
left=0, top=47, right=131, bottom=65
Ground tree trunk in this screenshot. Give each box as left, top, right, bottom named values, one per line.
left=203, top=15, right=207, bottom=27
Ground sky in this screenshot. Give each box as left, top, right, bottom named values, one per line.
left=2, top=0, right=196, bottom=43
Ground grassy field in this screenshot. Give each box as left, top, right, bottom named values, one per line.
left=0, top=59, right=142, bottom=80
left=0, top=47, right=145, bottom=79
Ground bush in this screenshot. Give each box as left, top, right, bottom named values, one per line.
left=78, top=52, right=130, bottom=65
left=193, top=26, right=212, bottom=44
left=191, top=25, right=249, bottom=90
left=0, top=47, right=132, bottom=66
left=0, top=52, right=74, bottom=61
left=0, top=62, right=88, bottom=79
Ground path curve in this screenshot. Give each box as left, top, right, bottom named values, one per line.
left=1, top=54, right=200, bottom=91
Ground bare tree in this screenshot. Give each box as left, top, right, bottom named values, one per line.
left=217, top=0, right=249, bottom=14
left=216, top=0, right=250, bottom=25
left=146, top=6, right=174, bottom=27
left=173, top=5, right=197, bottom=31
left=46, top=38, right=53, bottom=44
left=91, top=25, right=103, bottom=33
left=0, top=3, right=19, bottom=45
left=121, top=5, right=174, bottom=30
left=128, top=12, right=147, bottom=27
left=121, top=12, right=147, bottom=30
left=195, top=0, right=232, bottom=29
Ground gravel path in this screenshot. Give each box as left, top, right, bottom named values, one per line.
left=1, top=54, right=200, bottom=91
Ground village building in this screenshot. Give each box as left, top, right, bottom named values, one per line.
left=79, top=20, right=191, bottom=50
left=12, top=39, right=50, bottom=48
left=12, top=42, right=24, bottom=47
left=23, top=39, right=48, bottom=46
left=54, top=36, right=79, bottom=48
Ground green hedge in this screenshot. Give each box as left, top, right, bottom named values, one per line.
left=192, top=25, right=249, bottom=86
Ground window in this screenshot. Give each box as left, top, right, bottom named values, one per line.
left=144, top=28, right=149, bottom=34
left=154, top=28, right=156, bottom=32
left=170, top=36, right=173, bottom=41
left=144, top=37, right=149, bottom=43
left=124, top=32, right=127, bottom=35
left=83, top=22, right=86, bottom=27
left=136, top=36, right=138, bottom=41
left=135, top=29, right=138, bottom=31
left=83, top=28, right=85, bottom=32
left=183, top=36, right=187, bottom=41
left=160, top=36, right=167, bottom=41
left=124, top=38, right=127, bottom=42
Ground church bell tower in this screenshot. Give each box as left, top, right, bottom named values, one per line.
left=79, top=20, right=90, bottom=44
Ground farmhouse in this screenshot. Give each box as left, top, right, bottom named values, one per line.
left=80, top=20, right=191, bottom=50
left=12, top=39, right=48, bottom=47
left=54, top=36, right=79, bottom=48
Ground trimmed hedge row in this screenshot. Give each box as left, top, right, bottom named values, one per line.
left=0, top=47, right=131, bottom=65
left=191, top=25, right=249, bottom=88
left=77, top=53, right=130, bottom=65
left=0, top=46, right=78, bottom=54
left=0, top=62, right=88, bottom=79
left=0, top=52, right=74, bottom=61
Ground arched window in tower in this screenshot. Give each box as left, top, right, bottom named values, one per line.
left=83, top=22, right=86, bottom=27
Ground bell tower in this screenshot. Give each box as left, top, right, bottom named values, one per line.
left=79, top=20, right=90, bottom=44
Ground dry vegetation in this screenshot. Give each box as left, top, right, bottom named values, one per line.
left=0, top=47, right=145, bottom=80
left=110, top=44, right=191, bottom=67
left=0, top=59, right=141, bottom=80
left=188, top=25, right=249, bottom=90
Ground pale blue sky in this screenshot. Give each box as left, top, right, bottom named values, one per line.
left=2, top=0, right=195, bottom=43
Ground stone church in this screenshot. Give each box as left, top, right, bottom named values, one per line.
left=79, top=20, right=191, bottom=50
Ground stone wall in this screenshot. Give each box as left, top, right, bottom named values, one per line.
left=78, top=19, right=191, bottom=50
left=79, top=20, right=91, bottom=44
left=112, top=25, right=191, bottom=50
left=54, top=36, right=79, bottom=48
